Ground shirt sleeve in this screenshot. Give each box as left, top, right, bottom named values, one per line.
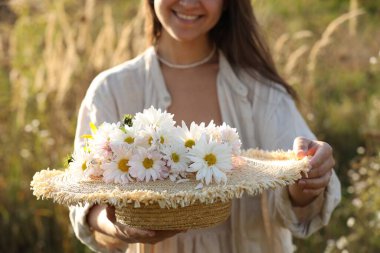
left=69, top=73, right=128, bottom=252
left=260, top=90, right=341, bottom=238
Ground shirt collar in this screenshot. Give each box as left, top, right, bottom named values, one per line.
left=144, top=46, right=248, bottom=108
left=145, top=47, right=172, bottom=109
left=218, top=51, right=248, bottom=97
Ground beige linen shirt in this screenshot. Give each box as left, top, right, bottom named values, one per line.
left=70, top=47, right=341, bottom=253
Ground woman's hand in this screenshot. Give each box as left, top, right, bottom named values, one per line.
left=288, top=137, right=335, bottom=207
left=87, top=205, right=184, bottom=250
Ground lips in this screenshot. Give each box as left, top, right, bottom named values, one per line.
left=173, top=11, right=202, bottom=22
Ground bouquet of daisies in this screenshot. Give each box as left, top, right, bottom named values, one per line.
left=68, top=107, right=242, bottom=186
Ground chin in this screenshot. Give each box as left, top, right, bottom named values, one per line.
left=168, top=30, right=207, bottom=43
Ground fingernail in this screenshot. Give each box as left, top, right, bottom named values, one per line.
left=297, top=151, right=305, bottom=159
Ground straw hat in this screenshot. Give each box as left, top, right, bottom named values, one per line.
left=31, top=149, right=310, bottom=230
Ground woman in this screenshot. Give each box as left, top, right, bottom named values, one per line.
left=70, top=0, right=341, bottom=252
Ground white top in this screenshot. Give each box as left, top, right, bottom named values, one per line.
left=70, top=47, right=341, bottom=253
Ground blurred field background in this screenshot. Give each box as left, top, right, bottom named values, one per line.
left=0, top=0, right=379, bottom=252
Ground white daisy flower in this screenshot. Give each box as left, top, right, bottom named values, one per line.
left=133, top=106, right=175, bottom=130
left=129, top=148, right=165, bottom=182
left=109, top=125, right=137, bottom=149
left=134, top=128, right=157, bottom=149
left=205, top=120, right=221, bottom=143
left=162, top=142, right=190, bottom=181
left=152, top=128, right=178, bottom=148
left=158, top=166, right=170, bottom=180
left=69, top=148, right=102, bottom=179
left=103, top=144, right=133, bottom=184
left=177, top=121, right=205, bottom=149
left=219, top=123, right=242, bottom=155
left=187, top=135, right=232, bottom=185
left=86, top=160, right=104, bottom=178
left=89, top=122, right=120, bottom=162
left=68, top=148, right=91, bottom=178
left=133, top=126, right=177, bottom=150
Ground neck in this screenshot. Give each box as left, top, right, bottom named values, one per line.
left=156, top=32, right=214, bottom=65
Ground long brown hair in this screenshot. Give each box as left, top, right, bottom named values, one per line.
left=144, top=0, right=297, bottom=100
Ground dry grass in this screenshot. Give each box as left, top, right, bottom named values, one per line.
left=1, top=1, right=379, bottom=252
left=7, top=0, right=145, bottom=130
left=307, top=9, right=365, bottom=81
left=349, top=0, right=359, bottom=35
left=1, top=1, right=144, bottom=252
left=273, top=9, right=366, bottom=105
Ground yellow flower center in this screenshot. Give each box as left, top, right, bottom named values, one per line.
left=81, top=162, right=87, bottom=171
left=185, top=139, right=195, bottom=148
left=118, top=159, right=130, bottom=172
left=204, top=153, right=217, bottom=166
left=148, top=136, right=153, bottom=146
left=171, top=153, right=180, bottom=163
left=143, top=158, right=154, bottom=169
left=124, top=136, right=134, bottom=144
left=160, top=136, right=165, bottom=144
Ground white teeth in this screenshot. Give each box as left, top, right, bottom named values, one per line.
left=176, top=12, right=198, bottom=21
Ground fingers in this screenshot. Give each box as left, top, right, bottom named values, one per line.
left=90, top=205, right=185, bottom=245
left=306, top=145, right=318, bottom=157
left=113, top=225, right=155, bottom=243
left=293, top=138, right=334, bottom=165
left=289, top=138, right=335, bottom=205
left=90, top=205, right=155, bottom=243
left=290, top=172, right=330, bottom=202
left=295, top=138, right=334, bottom=179
left=302, top=187, right=325, bottom=196
left=299, top=170, right=332, bottom=190
left=87, top=205, right=118, bottom=236
left=93, top=230, right=129, bottom=250
left=293, top=136, right=312, bottom=158
left=309, top=142, right=334, bottom=168
left=96, top=205, right=184, bottom=244
left=112, top=222, right=184, bottom=244
left=307, top=158, right=335, bottom=179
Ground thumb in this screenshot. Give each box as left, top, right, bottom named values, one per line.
left=293, top=137, right=310, bottom=159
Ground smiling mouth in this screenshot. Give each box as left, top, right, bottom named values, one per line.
left=173, top=11, right=202, bottom=21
